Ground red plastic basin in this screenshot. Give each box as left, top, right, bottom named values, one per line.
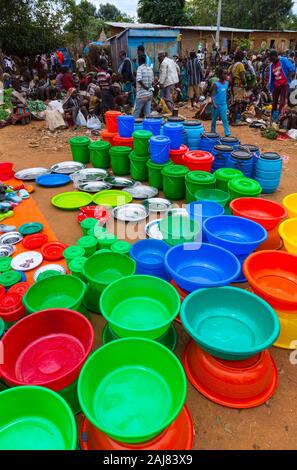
left=0, top=308, right=94, bottom=391
left=8, top=282, right=32, bottom=298
left=113, top=134, right=134, bottom=149
left=243, top=250, right=297, bottom=311
left=182, top=151, right=214, bottom=172
left=0, top=293, right=26, bottom=322
left=100, top=129, right=117, bottom=146
left=170, top=145, right=189, bottom=165
left=230, top=197, right=287, bottom=231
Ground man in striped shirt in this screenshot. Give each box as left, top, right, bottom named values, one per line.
left=133, top=54, right=154, bottom=118
left=187, top=51, right=204, bottom=108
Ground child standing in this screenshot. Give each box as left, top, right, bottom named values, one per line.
left=211, top=67, right=231, bottom=137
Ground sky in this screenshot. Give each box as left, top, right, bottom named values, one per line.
left=83, top=0, right=138, bottom=18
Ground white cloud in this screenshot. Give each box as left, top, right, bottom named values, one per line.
left=79, top=0, right=138, bottom=17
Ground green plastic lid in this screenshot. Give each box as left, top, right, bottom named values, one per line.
left=63, top=245, right=85, bottom=261
left=133, top=130, right=153, bottom=140
left=162, top=164, right=189, bottom=177
left=37, top=271, right=62, bottom=282
left=228, top=177, right=262, bottom=195
left=147, top=160, right=174, bottom=170
left=80, top=218, right=98, bottom=231
left=69, top=136, right=90, bottom=145
left=98, top=232, right=118, bottom=247
left=111, top=241, right=131, bottom=255
left=0, top=271, right=22, bottom=288
left=214, top=168, right=243, bottom=181
left=129, top=151, right=150, bottom=160
left=69, top=257, right=88, bottom=274
left=0, top=317, right=4, bottom=338
left=110, top=146, right=132, bottom=154
left=88, top=140, right=110, bottom=150
left=0, top=257, right=12, bottom=273
left=77, top=236, right=98, bottom=249
left=186, top=171, right=216, bottom=184
left=94, top=224, right=107, bottom=238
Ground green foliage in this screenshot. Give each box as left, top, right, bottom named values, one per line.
left=138, top=0, right=189, bottom=26
left=233, top=38, right=254, bottom=52
left=185, top=0, right=218, bottom=26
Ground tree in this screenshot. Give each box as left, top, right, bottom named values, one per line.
left=185, top=0, right=217, bottom=26
left=97, top=3, right=122, bottom=21
left=138, top=0, right=189, bottom=26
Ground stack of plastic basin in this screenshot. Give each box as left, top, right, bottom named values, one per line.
left=279, top=218, right=297, bottom=255
left=130, top=240, right=170, bottom=281
left=183, top=121, right=204, bottom=150
left=214, top=167, right=243, bottom=192
left=100, top=129, right=116, bottom=146
left=187, top=200, right=225, bottom=242
left=69, top=136, right=91, bottom=164
left=78, top=338, right=193, bottom=449
left=0, top=308, right=94, bottom=416
left=89, top=140, right=111, bottom=169
left=149, top=135, right=171, bottom=164
left=147, top=160, right=173, bottom=190
left=113, top=134, right=134, bottom=149
left=254, top=152, right=282, bottom=194
left=105, top=110, right=121, bottom=133
left=212, top=145, right=233, bottom=172
left=134, top=118, right=143, bottom=131
left=82, top=250, right=136, bottom=313
left=183, top=150, right=214, bottom=172
left=226, top=150, right=253, bottom=178
left=283, top=193, right=297, bottom=218
left=244, top=250, right=297, bottom=350
left=0, top=292, right=27, bottom=331
left=204, top=215, right=267, bottom=282
left=162, top=164, right=189, bottom=200
left=180, top=286, right=279, bottom=408
left=170, top=144, right=189, bottom=165
left=117, top=115, right=135, bottom=137
left=143, top=118, right=163, bottom=136
left=110, top=146, right=131, bottom=176
left=129, top=151, right=150, bottom=182
left=195, top=188, right=230, bottom=208
left=199, top=132, right=220, bottom=153
left=231, top=197, right=287, bottom=250
left=221, top=136, right=240, bottom=150
left=228, top=176, right=262, bottom=200
left=164, top=123, right=183, bottom=150
left=185, top=171, right=216, bottom=203
left=159, top=214, right=201, bottom=246
left=133, top=130, right=153, bottom=156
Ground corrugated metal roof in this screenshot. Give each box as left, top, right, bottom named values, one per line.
left=106, top=22, right=171, bottom=29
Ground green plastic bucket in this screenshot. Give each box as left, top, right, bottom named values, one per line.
left=0, top=386, right=77, bottom=450
left=214, top=168, right=243, bottom=192
left=147, top=160, right=174, bottom=190
left=89, top=140, right=111, bottom=169
left=159, top=214, right=201, bottom=246
left=100, top=275, right=180, bottom=340
left=80, top=218, right=98, bottom=236
left=78, top=338, right=187, bottom=444
left=129, top=152, right=150, bottom=182
left=83, top=250, right=136, bottom=293
left=228, top=177, right=262, bottom=200
left=110, top=146, right=131, bottom=176
left=195, top=188, right=231, bottom=208
left=83, top=283, right=102, bottom=314
left=37, top=271, right=62, bottom=282
left=69, top=136, right=91, bottom=164
left=162, top=164, right=189, bottom=200
left=63, top=245, right=86, bottom=267
left=69, top=257, right=87, bottom=282
left=97, top=232, right=118, bottom=250
left=111, top=241, right=131, bottom=255
left=77, top=236, right=98, bottom=257
left=185, top=171, right=216, bottom=203
left=23, top=275, right=86, bottom=313
left=133, top=130, right=153, bottom=156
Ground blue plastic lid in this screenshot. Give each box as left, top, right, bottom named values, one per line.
left=150, top=135, right=171, bottom=144
left=36, top=173, right=71, bottom=188
left=184, top=120, right=202, bottom=127
left=164, top=123, right=183, bottom=131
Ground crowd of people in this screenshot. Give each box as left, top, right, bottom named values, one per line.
left=1, top=45, right=296, bottom=132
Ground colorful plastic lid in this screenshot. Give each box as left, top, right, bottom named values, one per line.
left=63, top=245, right=85, bottom=260
left=215, top=168, right=243, bottom=181
left=98, top=232, right=118, bottom=245
left=164, top=122, right=183, bottom=130
left=162, top=165, right=189, bottom=177
left=36, top=174, right=71, bottom=188
left=231, top=150, right=252, bottom=160
left=147, top=160, right=173, bottom=170
left=221, top=136, right=239, bottom=143
left=239, top=144, right=259, bottom=152
left=110, top=241, right=131, bottom=255
left=0, top=257, right=12, bottom=273
left=186, top=171, right=216, bottom=184
left=93, top=190, right=132, bottom=208
left=37, top=271, right=62, bottom=282
left=183, top=151, right=213, bottom=163
left=69, top=136, right=90, bottom=146
left=261, top=152, right=281, bottom=160
left=80, top=218, right=98, bottom=230
left=69, top=257, right=87, bottom=274
left=132, top=130, right=153, bottom=139
left=0, top=270, right=22, bottom=288
left=213, top=145, right=233, bottom=152
left=229, top=177, right=262, bottom=195
left=149, top=135, right=170, bottom=144
left=8, top=282, right=31, bottom=297
left=22, top=233, right=48, bottom=250
left=77, top=236, right=97, bottom=249
left=19, top=222, right=43, bottom=236
left=184, top=120, right=202, bottom=126
left=109, top=146, right=132, bottom=154
left=88, top=140, right=110, bottom=150
left=11, top=252, right=43, bottom=272
left=203, top=132, right=220, bottom=139
left=52, top=192, right=93, bottom=210
left=41, top=242, right=68, bottom=261
left=167, top=116, right=185, bottom=122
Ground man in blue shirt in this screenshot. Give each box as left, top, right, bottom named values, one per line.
left=211, top=67, right=231, bottom=137
left=269, top=50, right=295, bottom=120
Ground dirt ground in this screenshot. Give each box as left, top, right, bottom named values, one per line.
left=1, top=118, right=297, bottom=450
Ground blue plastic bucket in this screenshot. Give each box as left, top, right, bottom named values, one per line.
left=254, top=176, right=281, bottom=194
left=134, top=119, right=143, bottom=132
left=117, top=115, right=135, bottom=138
left=226, top=150, right=254, bottom=178
left=143, top=119, right=162, bottom=136
left=187, top=200, right=225, bottom=242
left=212, top=145, right=233, bottom=173
left=149, top=136, right=171, bottom=164
left=256, top=152, right=282, bottom=172
left=183, top=121, right=205, bottom=151
left=130, top=239, right=170, bottom=280
left=239, top=144, right=260, bottom=169
left=199, top=133, right=220, bottom=153
left=164, top=123, right=184, bottom=150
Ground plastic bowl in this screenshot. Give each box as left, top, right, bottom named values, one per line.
left=183, top=341, right=278, bottom=409
left=130, top=239, right=170, bottom=280
left=100, top=275, right=180, bottom=339
left=274, top=309, right=297, bottom=349
left=0, top=386, right=77, bottom=450
left=279, top=218, right=297, bottom=255
left=23, top=275, right=86, bottom=313
left=79, top=406, right=194, bottom=450
left=159, top=214, right=201, bottom=246
left=243, top=250, right=297, bottom=311
left=181, top=287, right=280, bottom=361
left=165, top=243, right=241, bottom=292
left=78, top=338, right=187, bottom=444
left=187, top=200, right=224, bottom=223
left=83, top=251, right=136, bottom=292
left=195, top=189, right=230, bottom=208
left=283, top=193, right=297, bottom=218
left=230, top=197, right=287, bottom=231
left=0, top=309, right=94, bottom=391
